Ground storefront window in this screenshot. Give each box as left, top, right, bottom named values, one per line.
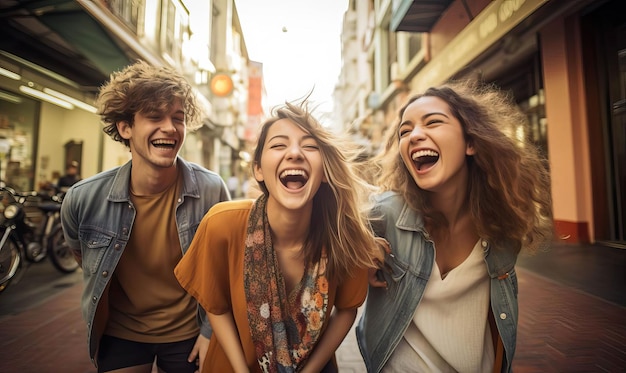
left=493, top=54, right=548, bottom=158
left=0, top=89, right=38, bottom=191
left=519, top=89, right=548, bottom=157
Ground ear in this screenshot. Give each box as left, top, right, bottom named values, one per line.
left=117, top=121, right=132, bottom=140
left=465, top=140, right=475, bottom=156
left=253, top=162, right=264, bottom=183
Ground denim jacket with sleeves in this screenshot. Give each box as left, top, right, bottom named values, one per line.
left=356, top=191, right=519, bottom=373
left=60, top=157, right=230, bottom=364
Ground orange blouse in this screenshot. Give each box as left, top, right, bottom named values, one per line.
left=175, top=199, right=368, bottom=373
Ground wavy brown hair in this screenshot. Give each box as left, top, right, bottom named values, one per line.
left=97, top=60, right=202, bottom=147
left=252, top=99, right=379, bottom=281
left=375, top=80, right=554, bottom=253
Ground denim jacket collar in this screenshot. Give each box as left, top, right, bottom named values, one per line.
left=107, top=157, right=201, bottom=203
left=395, top=201, right=426, bottom=233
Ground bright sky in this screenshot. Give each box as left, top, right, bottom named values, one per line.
left=234, top=0, right=348, bottom=125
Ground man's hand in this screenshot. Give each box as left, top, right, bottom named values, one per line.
left=188, top=334, right=210, bottom=373
left=369, top=237, right=392, bottom=288
left=368, top=268, right=388, bottom=288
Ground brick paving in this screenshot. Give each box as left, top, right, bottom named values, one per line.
left=0, top=261, right=624, bottom=372
left=0, top=282, right=94, bottom=373
left=513, top=269, right=626, bottom=372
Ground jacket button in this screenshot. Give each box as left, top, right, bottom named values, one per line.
left=481, top=240, right=488, bottom=248
left=102, top=271, right=109, bottom=277
left=92, top=296, right=97, bottom=303
left=114, top=244, right=121, bottom=250
left=500, top=313, right=507, bottom=320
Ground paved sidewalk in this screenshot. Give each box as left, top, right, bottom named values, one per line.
left=0, top=246, right=624, bottom=372
left=0, top=282, right=94, bottom=373
left=513, top=269, right=626, bottom=372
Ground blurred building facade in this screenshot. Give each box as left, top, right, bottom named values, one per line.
left=335, top=0, right=626, bottom=247
left=0, top=0, right=263, bottom=193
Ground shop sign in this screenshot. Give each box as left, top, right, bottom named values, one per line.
left=414, top=0, right=550, bottom=91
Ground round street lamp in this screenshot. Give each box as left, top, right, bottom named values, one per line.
left=210, top=73, right=234, bottom=97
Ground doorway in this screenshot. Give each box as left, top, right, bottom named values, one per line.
left=64, top=140, right=82, bottom=178
left=584, top=0, right=626, bottom=246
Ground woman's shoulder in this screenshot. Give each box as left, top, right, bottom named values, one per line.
left=370, top=191, right=426, bottom=235
left=196, top=200, right=254, bottom=242
left=207, top=199, right=254, bottom=216
left=371, top=191, right=408, bottom=216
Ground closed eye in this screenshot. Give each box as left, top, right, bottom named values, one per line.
left=398, top=124, right=413, bottom=137
left=425, top=119, right=443, bottom=126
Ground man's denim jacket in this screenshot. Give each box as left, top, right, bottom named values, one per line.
left=60, top=158, right=229, bottom=363
left=356, top=191, right=519, bottom=373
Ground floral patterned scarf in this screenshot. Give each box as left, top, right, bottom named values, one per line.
left=244, top=194, right=329, bottom=372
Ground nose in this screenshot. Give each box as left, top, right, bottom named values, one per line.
left=409, top=125, right=426, bottom=142
left=160, top=118, right=177, bottom=133
left=286, top=144, right=304, bottom=160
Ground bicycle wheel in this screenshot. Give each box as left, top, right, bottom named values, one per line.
left=0, top=237, right=21, bottom=293
left=47, top=225, right=78, bottom=273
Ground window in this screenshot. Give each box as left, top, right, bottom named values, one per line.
left=109, top=0, right=144, bottom=32
left=0, top=90, right=39, bottom=190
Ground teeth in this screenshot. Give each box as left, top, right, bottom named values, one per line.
left=412, top=149, right=439, bottom=160
left=280, top=169, right=307, bottom=179
left=152, top=139, right=175, bottom=145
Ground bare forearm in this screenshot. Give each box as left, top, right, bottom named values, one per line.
left=301, top=308, right=357, bottom=373
left=207, top=312, right=249, bottom=372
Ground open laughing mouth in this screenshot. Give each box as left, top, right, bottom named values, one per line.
left=411, top=149, right=439, bottom=171
left=152, top=139, right=176, bottom=149
left=279, top=169, right=309, bottom=189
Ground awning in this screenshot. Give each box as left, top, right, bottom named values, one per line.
left=38, top=5, right=131, bottom=76
left=0, top=0, right=132, bottom=90
left=391, top=0, right=453, bottom=33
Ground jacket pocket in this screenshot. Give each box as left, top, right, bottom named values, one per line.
left=381, top=251, right=408, bottom=284
left=79, top=229, right=113, bottom=274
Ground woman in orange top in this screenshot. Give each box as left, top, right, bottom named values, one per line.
left=175, top=99, right=381, bottom=372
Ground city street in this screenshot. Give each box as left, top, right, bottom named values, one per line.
left=0, top=244, right=624, bottom=372
left=1, top=3, right=625, bottom=373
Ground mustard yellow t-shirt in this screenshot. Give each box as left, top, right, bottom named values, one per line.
left=106, top=177, right=198, bottom=342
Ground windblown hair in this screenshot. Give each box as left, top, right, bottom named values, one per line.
left=252, top=99, right=379, bottom=281
left=97, top=60, right=202, bottom=147
left=376, top=80, right=554, bottom=253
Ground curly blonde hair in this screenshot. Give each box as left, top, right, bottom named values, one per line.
left=252, top=99, right=379, bottom=281
left=97, top=60, right=202, bottom=147
left=375, top=80, right=554, bottom=253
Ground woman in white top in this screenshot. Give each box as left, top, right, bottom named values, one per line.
left=357, top=80, right=554, bottom=372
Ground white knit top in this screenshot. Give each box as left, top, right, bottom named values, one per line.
left=383, top=239, right=494, bottom=372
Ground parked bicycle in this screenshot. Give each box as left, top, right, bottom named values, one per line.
left=0, top=184, right=78, bottom=293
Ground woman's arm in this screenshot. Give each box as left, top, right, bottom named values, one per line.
left=301, top=307, right=357, bottom=373
left=208, top=311, right=249, bottom=372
